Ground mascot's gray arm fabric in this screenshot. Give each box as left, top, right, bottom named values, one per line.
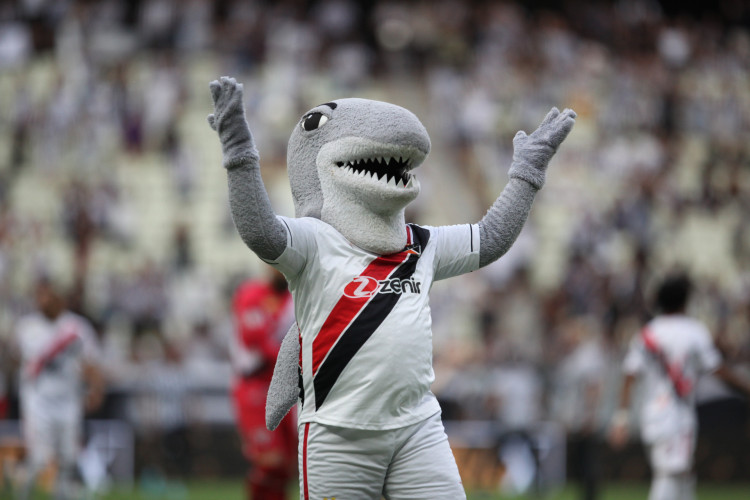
left=208, top=77, right=287, bottom=261
left=478, top=107, right=576, bottom=267
left=477, top=178, right=536, bottom=267
left=208, top=77, right=575, bottom=430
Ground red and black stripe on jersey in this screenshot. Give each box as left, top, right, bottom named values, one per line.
left=310, top=224, right=430, bottom=410
left=641, top=327, right=693, bottom=400
left=298, top=328, right=305, bottom=407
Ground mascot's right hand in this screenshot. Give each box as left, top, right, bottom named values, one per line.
left=207, top=76, right=258, bottom=169
left=508, top=107, right=576, bottom=189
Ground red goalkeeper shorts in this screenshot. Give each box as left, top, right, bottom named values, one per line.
left=232, top=378, right=297, bottom=467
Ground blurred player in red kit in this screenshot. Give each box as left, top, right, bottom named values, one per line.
left=230, top=267, right=297, bottom=500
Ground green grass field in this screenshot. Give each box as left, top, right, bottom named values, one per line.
left=16, top=480, right=747, bottom=500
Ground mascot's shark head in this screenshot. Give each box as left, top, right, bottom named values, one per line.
left=287, top=99, right=431, bottom=253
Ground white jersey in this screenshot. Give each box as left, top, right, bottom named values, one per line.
left=623, top=314, right=721, bottom=442
left=16, top=311, right=99, bottom=410
left=268, top=216, right=480, bottom=429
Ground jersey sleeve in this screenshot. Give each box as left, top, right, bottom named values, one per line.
left=261, top=216, right=316, bottom=280
left=431, top=224, right=481, bottom=281
left=622, top=335, right=646, bottom=375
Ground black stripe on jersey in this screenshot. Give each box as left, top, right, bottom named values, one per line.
left=313, top=226, right=431, bottom=410
left=298, top=365, right=305, bottom=408
left=313, top=254, right=418, bottom=409
left=469, top=224, right=473, bottom=252
left=408, top=223, right=430, bottom=251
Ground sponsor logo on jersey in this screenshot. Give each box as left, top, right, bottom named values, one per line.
left=312, top=224, right=431, bottom=410
left=342, top=275, right=422, bottom=299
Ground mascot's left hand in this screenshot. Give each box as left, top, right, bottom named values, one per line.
left=508, top=107, right=576, bottom=189
left=207, top=76, right=258, bottom=169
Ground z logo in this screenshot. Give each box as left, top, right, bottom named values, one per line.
left=342, top=276, right=379, bottom=299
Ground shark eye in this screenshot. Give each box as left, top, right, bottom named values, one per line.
left=300, top=112, right=329, bottom=131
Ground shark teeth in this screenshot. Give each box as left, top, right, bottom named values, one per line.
left=335, top=156, right=414, bottom=187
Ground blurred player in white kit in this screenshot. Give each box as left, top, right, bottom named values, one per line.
left=610, top=273, right=750, bottom=500
left=14, top=278, right=104, bottom=500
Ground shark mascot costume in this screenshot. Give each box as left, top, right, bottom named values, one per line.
left=209, top=76, right=575, bottom=499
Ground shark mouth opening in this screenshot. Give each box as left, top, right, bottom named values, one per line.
left=334, top=156, right=414, bottom=188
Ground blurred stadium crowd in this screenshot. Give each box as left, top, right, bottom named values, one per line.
left=1, top=0, right=749, bottom=486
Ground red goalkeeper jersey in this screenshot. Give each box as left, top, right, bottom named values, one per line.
left=231, top=279, right=293, bottom=384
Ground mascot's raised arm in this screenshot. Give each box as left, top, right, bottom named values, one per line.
left=209, top=76, right=575, bottom=499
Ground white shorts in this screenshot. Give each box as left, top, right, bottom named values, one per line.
left=22, top=399, right=81, bottom=468
left=299, top=411, right=465, bottom=500
left=648, top=428, right=695, bottom=475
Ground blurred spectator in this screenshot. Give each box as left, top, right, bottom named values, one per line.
left=7, top=75, right=32, bottom=174
left=111, top=62, right=145, bottom=155
left=170, top=224, right=193, bottom=272
left=165, top=126, right=196, bottom=201
left=118, top=261, right=168, bottom=335
left=132, top=334, right=193, bottom=479
left=0, top=338, right=8, bottom=419
left=183, top=319, right=228, bottom=378
left=550, top=316, right=613, bottom=500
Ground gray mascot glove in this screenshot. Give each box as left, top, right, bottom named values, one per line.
left=207, top=76, right=259, bottom=169
left=508, top=107, right=576, bottom=190
left=266, top=324, right=301, bottom=431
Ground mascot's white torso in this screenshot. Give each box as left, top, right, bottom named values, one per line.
left=273, top=98, right=483, bottom=428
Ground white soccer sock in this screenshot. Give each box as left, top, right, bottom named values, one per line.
left=649, top=473, right=693, bottom=500
left=53, top=463, right=75, bottom=500
left=17, top=462, right=43, bottom=500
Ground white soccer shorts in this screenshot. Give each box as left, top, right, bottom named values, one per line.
left=648, top=428, right=696, bottom=475
left=22, top=400, right=81, bottom=468
left=298, top=411, right=466, bottom=500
